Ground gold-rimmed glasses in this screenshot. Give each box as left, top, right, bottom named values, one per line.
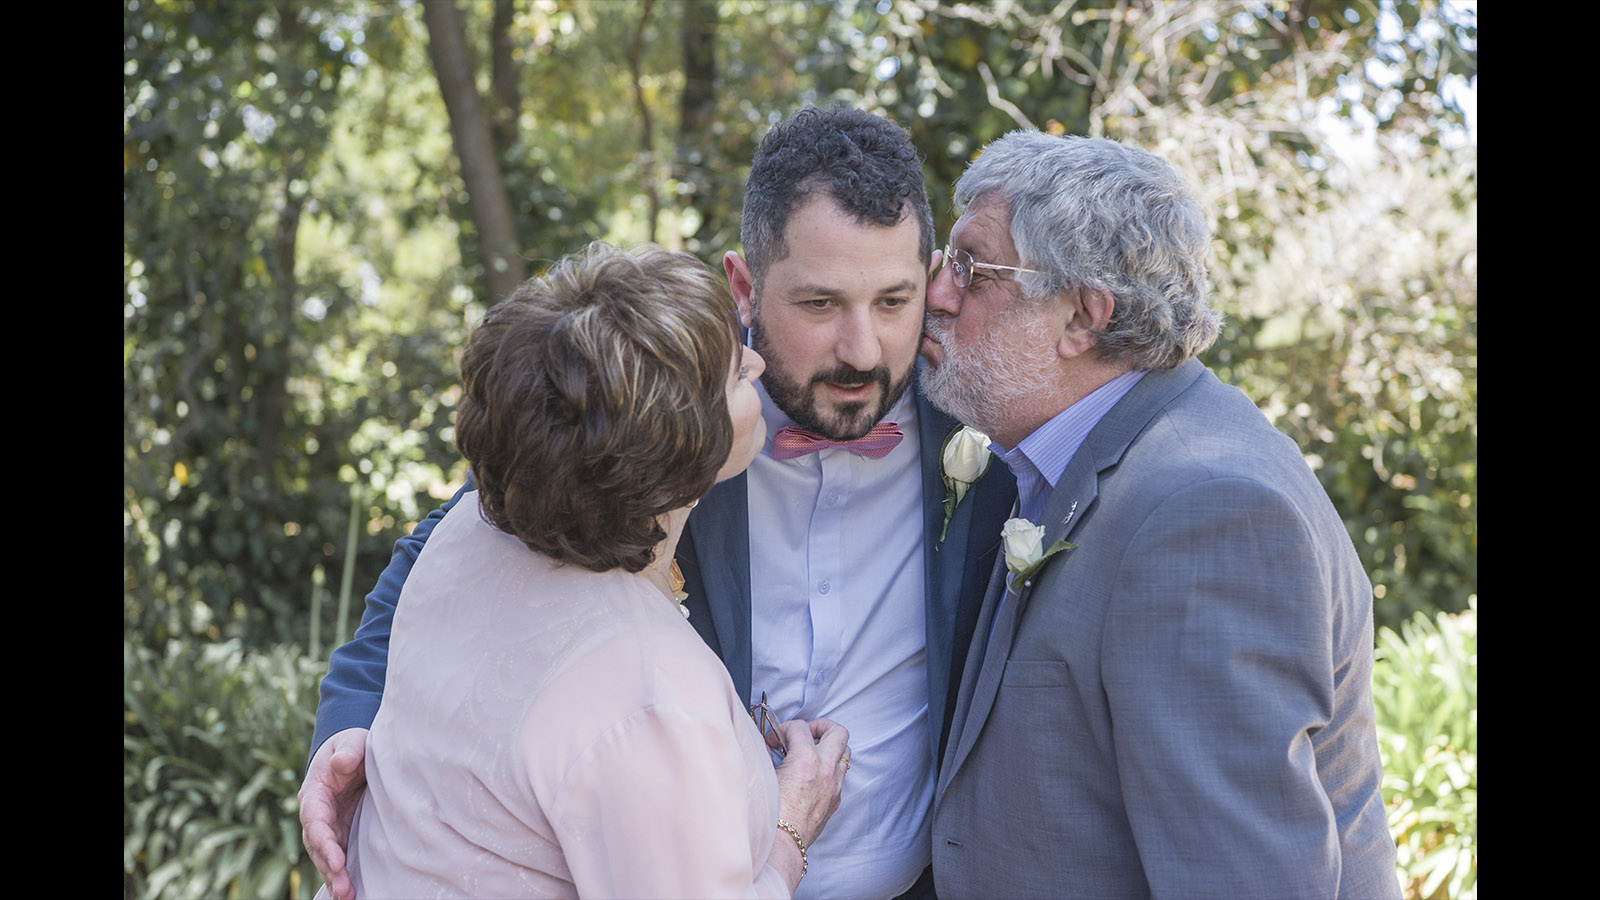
left=940, top=244, right=1042, bottom=290
left=749, top=691, right=789, bottom=759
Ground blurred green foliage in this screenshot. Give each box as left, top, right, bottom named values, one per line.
left=123, top=3, right=1476, bottom=891
left=120, top=599, right=1477, bottom=897
left=125, top=4, right=1474, bottom=892
left=124, top=639, right=323, bottom=899
left=1374, top=601, right=1477, bottom=899
left=124, top=0, right=1476, bottom=656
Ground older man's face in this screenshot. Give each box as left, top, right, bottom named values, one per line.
left=920, top=196, right=1060, bottom=444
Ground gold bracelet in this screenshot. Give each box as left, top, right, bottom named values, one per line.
left=776, top=818, right=807, bottom=881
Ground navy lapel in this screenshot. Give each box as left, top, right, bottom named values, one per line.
left=916, top=386, right=962, bottom=764
left=916, top=368, right=1019, bottom=767
left=940, top=359, right=1208, bottom=792
left=679, top=471, right=754, bottom=702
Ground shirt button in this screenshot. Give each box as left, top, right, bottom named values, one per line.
left=818, top=579, right=831, bottom=594
left=826, top=490, right=839, bottom=506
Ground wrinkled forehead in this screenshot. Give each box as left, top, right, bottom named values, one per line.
left=950, top=193, right=1018, bottom=260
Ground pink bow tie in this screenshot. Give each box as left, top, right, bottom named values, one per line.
left=771, top=422, right=904, bottom=460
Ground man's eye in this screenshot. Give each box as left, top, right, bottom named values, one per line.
left=881, top=296, right=910, bottom=308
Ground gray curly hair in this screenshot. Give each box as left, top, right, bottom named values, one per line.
left=953, top=131, right=1220, bottom=371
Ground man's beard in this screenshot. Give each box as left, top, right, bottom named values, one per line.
left=919, top=311, right=1055, bottom=434
left=752, top=325, right=914, bottom=441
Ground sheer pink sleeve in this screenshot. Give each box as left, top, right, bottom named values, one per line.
left=522, top=631, right=788, bottom=899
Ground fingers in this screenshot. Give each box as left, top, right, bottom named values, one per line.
left=327, top=745, right=365, bottom=783
left=806, top=717, right=847, bottom=743
left=300, top=728, right=370, bottom=899
left=325, top=728, right=370, bottom=786
left=774, top=717, right=852, bottom=789
left=808, top=718, right=849, bottom=765
left=763, top=726, right=786, bottom=753
left=770, top=717, right=854, bottom=848
left=772, top=718, right=810, bottom=754
left=772, top=718, right=850, bottom=764
left=302, top=819, right=350, bottom=898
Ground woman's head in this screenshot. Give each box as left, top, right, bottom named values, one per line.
left=454, top=241, right=751, bottom=573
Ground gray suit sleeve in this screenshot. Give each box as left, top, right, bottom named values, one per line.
left=1101, top=476, right=1351, bottom=898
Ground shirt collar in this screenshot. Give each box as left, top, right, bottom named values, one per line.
left=991, top=369, right=1145, bottom=519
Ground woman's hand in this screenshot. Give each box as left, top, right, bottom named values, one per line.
left=772, top=717, right=850, bottom=847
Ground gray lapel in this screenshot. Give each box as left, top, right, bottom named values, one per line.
left=937, top=506, right=1013, bottom=798
left=938, top=359, right=1208, bottom=793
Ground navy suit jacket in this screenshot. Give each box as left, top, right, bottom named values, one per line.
left=311, top=372, right=1017, bottom=769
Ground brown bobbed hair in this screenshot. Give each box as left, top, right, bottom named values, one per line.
left=454, top=242, right=739, bottom=573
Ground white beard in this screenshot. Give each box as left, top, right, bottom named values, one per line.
left=920, top=307, right=1058, bottom=436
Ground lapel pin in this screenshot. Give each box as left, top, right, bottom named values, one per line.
left=1062, top=500, right=1078, bottom=528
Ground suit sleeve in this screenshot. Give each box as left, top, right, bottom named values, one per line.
left=1101, top=476, right=1343, bottom=899
left=308, top=474, right=476, bottom=759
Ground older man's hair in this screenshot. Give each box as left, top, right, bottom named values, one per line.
left=740, top=105, right=934, bottom=299
left=454, top=242, right=738, bottom=574
left=954, top=131, right=1221, bottom=371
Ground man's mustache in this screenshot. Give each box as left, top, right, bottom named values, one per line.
left=811, top=365, right=890, bottom=388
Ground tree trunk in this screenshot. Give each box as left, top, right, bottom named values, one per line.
left=489, top=0, right=521, bottom=159
left=421, top=0, right=525, bottom=303
left=626, top=0, right=659, bottom=245
left=676, top=0, right=718, bottom=255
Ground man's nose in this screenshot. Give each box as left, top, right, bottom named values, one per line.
left=834, top=310, right=882, bottom=372
left=927, top=257, right=962, bottom=318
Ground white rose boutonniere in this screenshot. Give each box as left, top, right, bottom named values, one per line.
left=939, top=425, right=993, bottom=542
left=1001, top=518, right=1076, bottom=596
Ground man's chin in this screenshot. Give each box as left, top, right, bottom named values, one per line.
left=810, top=402, right=879, bottom=441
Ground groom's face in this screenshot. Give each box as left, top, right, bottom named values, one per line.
left=725, top=193, right=925, bottom=441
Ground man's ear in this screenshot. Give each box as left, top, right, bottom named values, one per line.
left=1057, top=286, right=1114, bottom=359
left=724, top=251, right=756, bottom=328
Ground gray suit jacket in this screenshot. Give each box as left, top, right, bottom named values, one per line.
left=932, top=358, right=1398, bottom=899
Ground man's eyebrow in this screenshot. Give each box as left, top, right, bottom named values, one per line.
left=781, top=283, right=844, bottom=298
left=781, top=278, right=920, bottom=297
left=877, top=279, right=920, bottom=295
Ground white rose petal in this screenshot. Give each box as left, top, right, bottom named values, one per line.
left=1001, top=518, right=1046, bottom=573
left=943, top=426, right=991, bottom=484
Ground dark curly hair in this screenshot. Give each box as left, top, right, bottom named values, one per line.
left=739, top=104, right=934, bottom=299
left=454, top=242, right=739, bottom=573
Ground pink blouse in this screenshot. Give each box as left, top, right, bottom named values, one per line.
left=340, top=493, right=788, bottom=898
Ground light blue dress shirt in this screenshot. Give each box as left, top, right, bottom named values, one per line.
left=993, top=370, right=1147, bottom=523
left=746, top=379, right=931, bottom=899
left=989, top=370, right=1145, bottom=643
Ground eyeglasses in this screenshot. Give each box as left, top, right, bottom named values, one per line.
left=749, top=691, right=789, bottom=759
left=941, top=244, right=1042, bottom=290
